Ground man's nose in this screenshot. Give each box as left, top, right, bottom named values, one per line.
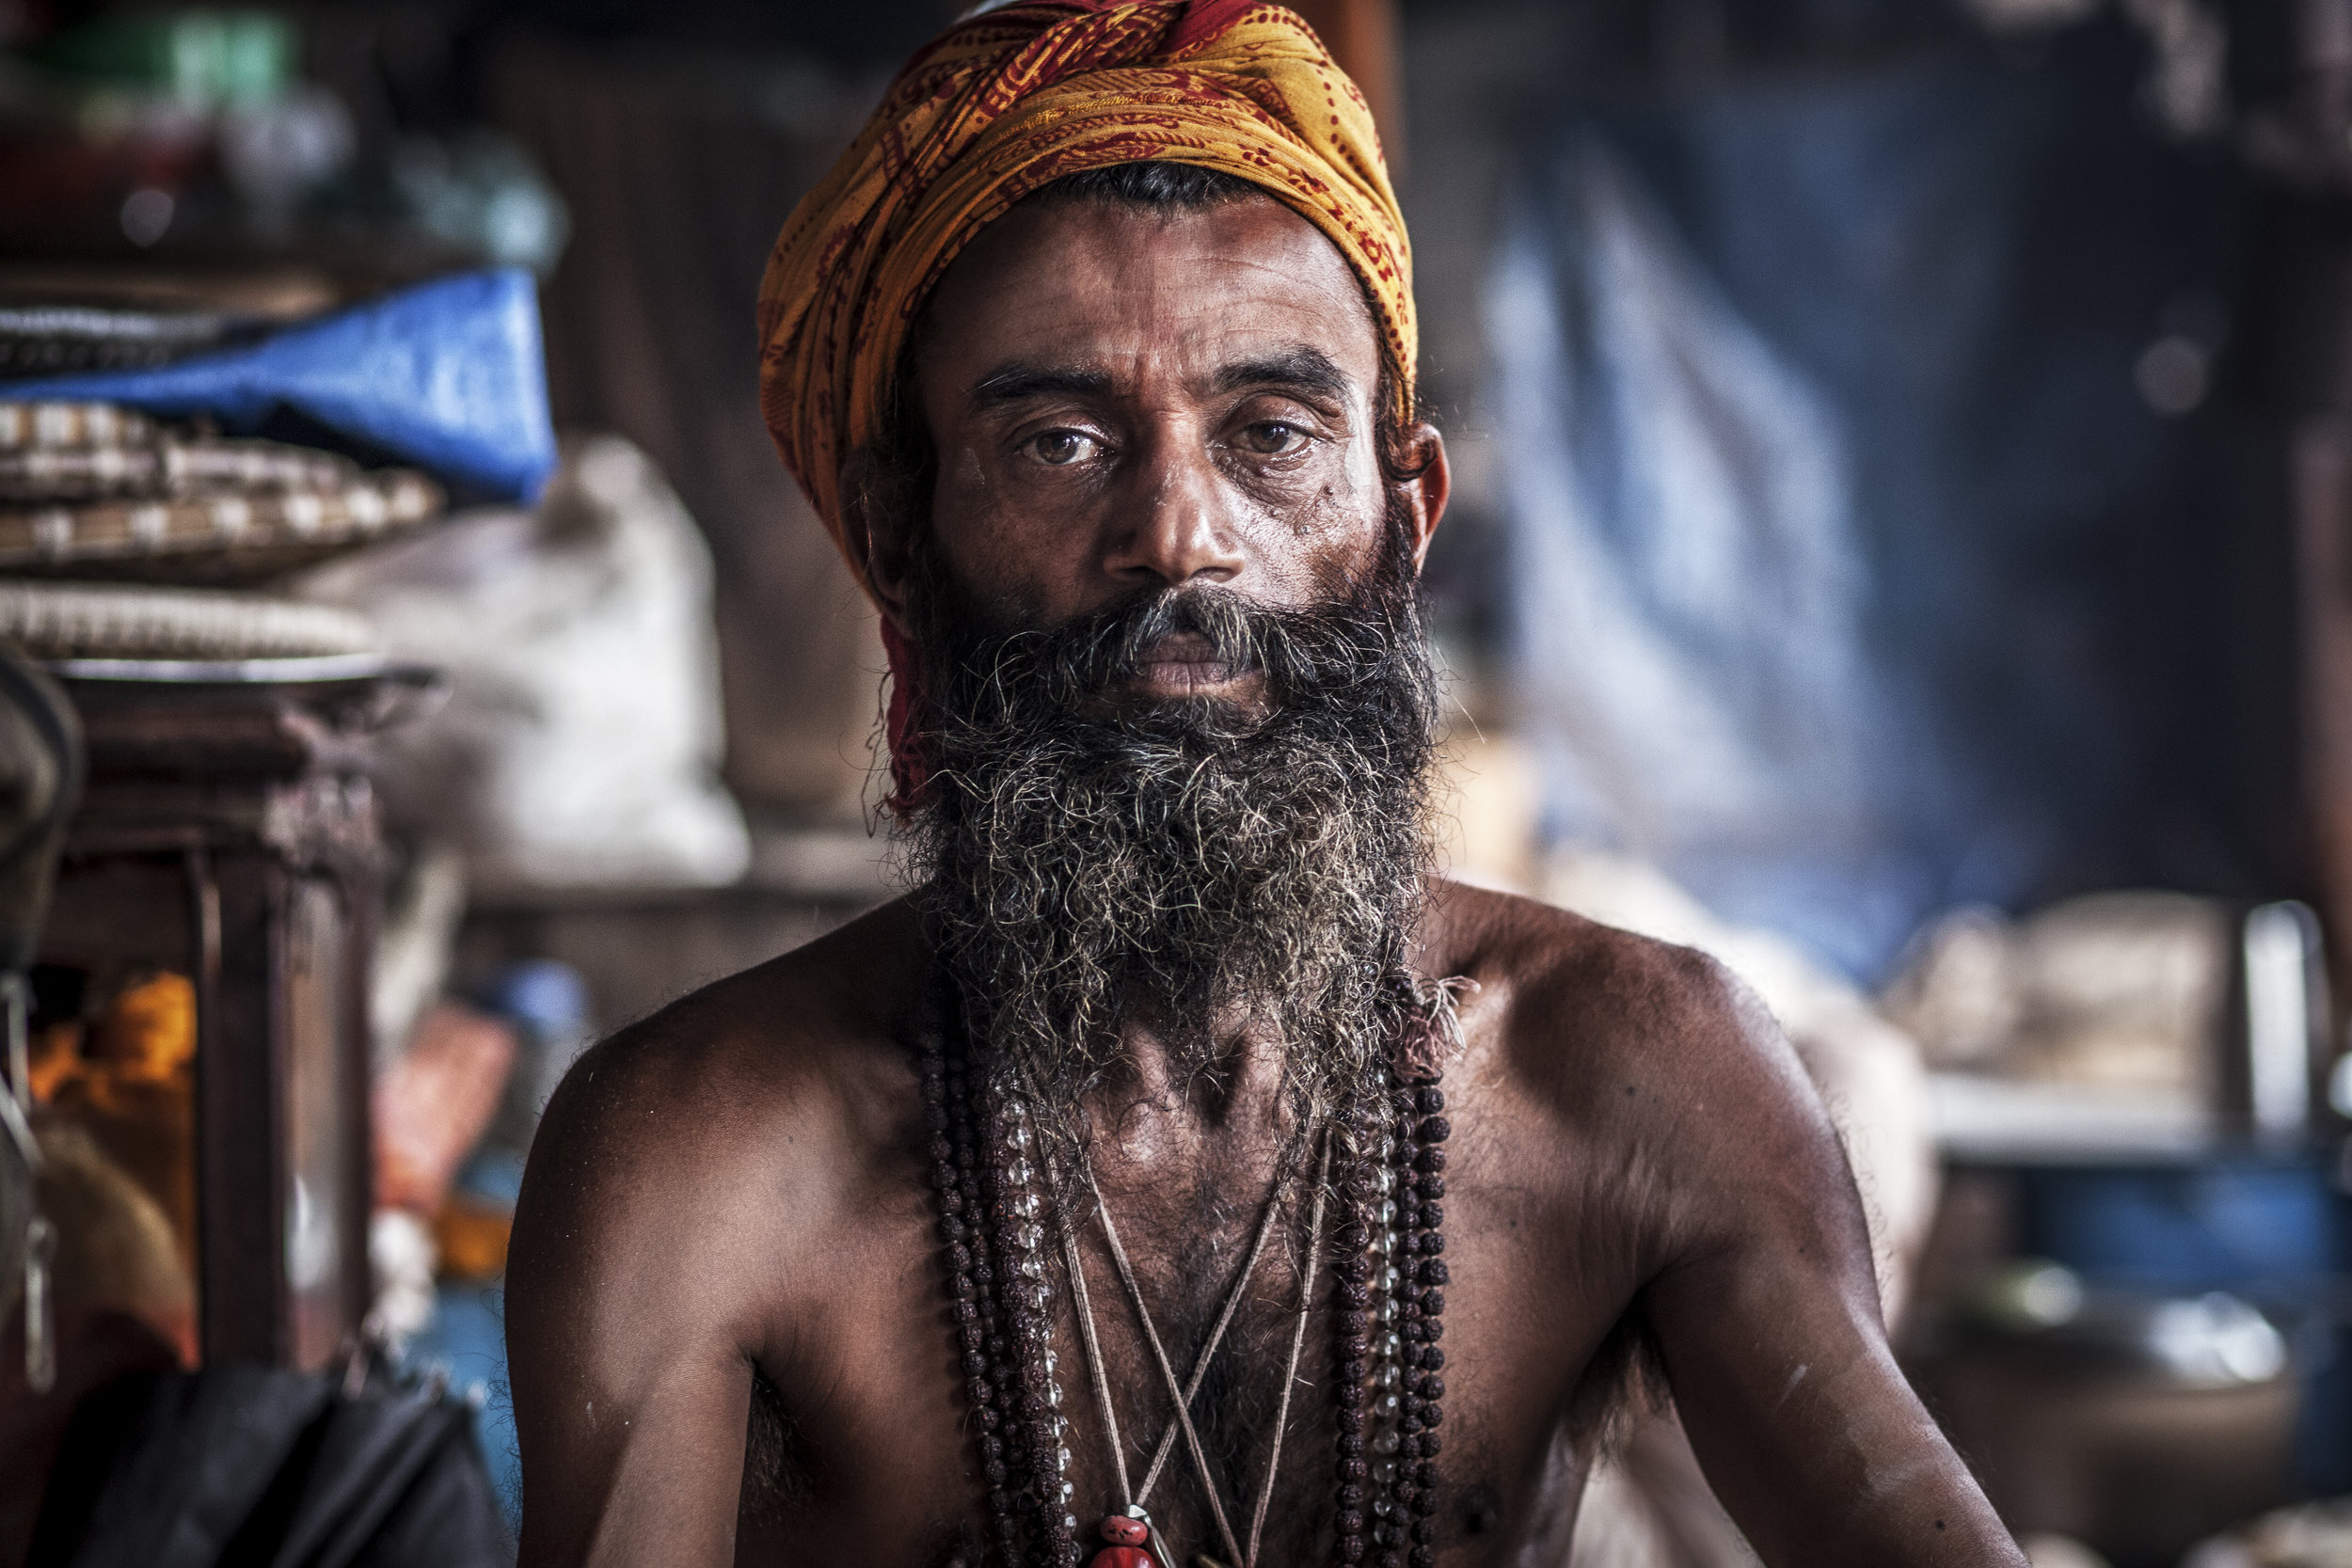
left=1102, top=429, right=1246, bottom=589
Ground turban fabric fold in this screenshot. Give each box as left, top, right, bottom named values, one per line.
left=754, top=0, right=1415, bottom=804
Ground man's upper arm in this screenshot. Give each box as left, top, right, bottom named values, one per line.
left=1600, top=948, right=2022, bottom=1565
left=505, top=1018, right=780, bottom=1568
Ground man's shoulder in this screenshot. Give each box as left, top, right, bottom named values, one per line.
left=1434, top=879, right=1855, bottom=1268
left=1431, top=879, right=1810, bottom=1125
left=518, top=898, right=929, bottom=1232
left=505, top=900, right=937, bottom=1443
left=1434, top=879, right=1768, bottom=1050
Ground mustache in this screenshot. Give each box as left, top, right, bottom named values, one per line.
left=1032, top=583, right=1267, bottom=691
left=923, top=575, right=1422, bottom=736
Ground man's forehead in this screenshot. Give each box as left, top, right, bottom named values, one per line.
left=915, top=196, right=1386, bottom=404
left=965, top=343, right=1357, bottom=413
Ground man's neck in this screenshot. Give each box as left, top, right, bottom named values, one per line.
left=1073, top=1010, right=1317, bottom=1212
left=1083, top=1012, right=1298, bottom=1169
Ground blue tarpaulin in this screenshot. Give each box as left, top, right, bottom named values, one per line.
left=1492, top=21, right=2248, bottom=981
left=7, top=269, right=557, bottom=505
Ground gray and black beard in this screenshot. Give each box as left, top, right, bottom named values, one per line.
left=901, top=527, right=1440, bottom=1186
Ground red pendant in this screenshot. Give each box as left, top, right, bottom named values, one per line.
left=1089, top=1513, right=1153, bottom=1567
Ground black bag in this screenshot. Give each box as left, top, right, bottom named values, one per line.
left=26, top=1360, right=513, bottom=1568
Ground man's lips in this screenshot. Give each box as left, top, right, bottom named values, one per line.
left=1127, top=631, right=1243, bottom=696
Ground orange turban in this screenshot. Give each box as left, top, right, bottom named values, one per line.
left=755, top=0, right=1415, bottom=574
left=755, top=0, right=1414, bottom=808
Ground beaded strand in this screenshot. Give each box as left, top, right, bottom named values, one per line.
left=1366, top=1084, right=1412, bottom=1568
left=991, top=1095, right=1079, bottom=1561
left=927, top=976, right=1453, bottom=1568
left=921, top=1030, right=1026, bottom=1564
left=1328, top=1101, right=1379, bottom=1566
left=1396, top=1079, right=1450, bottom=1568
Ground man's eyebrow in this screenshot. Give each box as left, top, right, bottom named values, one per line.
left=1211, top=346, right=1353, bottom=404
left=969, top=363, right=1113, bottom=407
left=964, top=348, right=1357, bottom=407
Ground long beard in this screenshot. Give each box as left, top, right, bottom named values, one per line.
left=901, top=524, right=1440, bottom=1183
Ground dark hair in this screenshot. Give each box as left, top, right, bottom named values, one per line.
left=854, top=160, right=1429, bottom=533
left=1025, top=159, right=1266, bottom=211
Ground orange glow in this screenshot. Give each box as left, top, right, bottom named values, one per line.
left=433, top=1195, right=514, bottom=1283
left=36, top=974, right=199, bottom=1279
left=26, top=1021, right=83, bottom=1104
left=87, top=972, right=198, bottom=1082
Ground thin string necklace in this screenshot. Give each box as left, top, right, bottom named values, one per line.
left=920, top=967, right=1456, bottom=1568
left=1061, top=1171, right=1282, bottom=1567
left=1061, top=1134, right=1333, bottom=1568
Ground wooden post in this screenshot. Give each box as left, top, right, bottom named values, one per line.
left=191, top=847, right=290, bottom=1364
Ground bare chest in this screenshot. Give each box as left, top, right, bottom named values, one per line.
left=737, top=1103, right=1647, bottom=1568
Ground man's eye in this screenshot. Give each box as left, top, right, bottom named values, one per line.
left=1028, top=430, right=1100, bottom=467
left=1237, top=422, right=1308, bottom=456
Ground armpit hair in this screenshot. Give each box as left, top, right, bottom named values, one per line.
left=739, top=1366, right=815, bottom=1530
left=1564, top=1301, right=1673, bottom=1462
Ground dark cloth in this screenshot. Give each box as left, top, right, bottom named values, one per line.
left=26, top=1364, right=511, bottom=1568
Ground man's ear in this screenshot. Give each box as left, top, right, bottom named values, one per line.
left=842, top=448, right=918, bottom=641
left=1396, top=423, right=1450, bottom=574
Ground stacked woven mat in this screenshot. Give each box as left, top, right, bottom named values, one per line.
left=0, top=402, right=440, bottom=586
left=0, top=400, right=432, bottom=666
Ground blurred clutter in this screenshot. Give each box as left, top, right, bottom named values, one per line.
left=0, top=0, right=823, bottom=1557
left=27, top=1355, right=512, bottom=1567
left=1911, top=1259, right=2299, bottom=1560
left=2189, top=1499, right=2352, bottom=1566
left=31, top=973, right=199, bottom=1337
left=1428, top=0, right=2352, bottom=1561
left=0, top=7, right=587, bottom=1542
left=0, top=8, right=566, bottom=275
left=5, top=270, right=557, bottom=504
left=1889, top=895, right=2233, bottom=1092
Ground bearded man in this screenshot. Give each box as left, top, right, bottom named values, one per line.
left=505, top=5, right=2024, bottom=1565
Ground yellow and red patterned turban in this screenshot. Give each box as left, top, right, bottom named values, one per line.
left=755, top=0, right=1416, bottom=577
left=755, top=0, right=1413, bottom=807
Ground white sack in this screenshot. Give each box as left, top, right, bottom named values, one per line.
left=297, top=435, right=750, bottom=894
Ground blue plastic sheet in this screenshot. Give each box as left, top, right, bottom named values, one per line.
left=1491, top=22, right=2243, bottom=981
left=8, top=269, right=557, bottom=504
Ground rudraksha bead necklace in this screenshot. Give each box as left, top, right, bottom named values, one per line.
left=923, top=977, right=1454, bottom=1568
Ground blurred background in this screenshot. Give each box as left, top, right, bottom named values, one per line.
left=7, top=0, right=2352, bottom=1563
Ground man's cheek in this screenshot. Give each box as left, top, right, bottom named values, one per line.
left=1239, top=491, right=1387, bottom=602
left=935, top=453, right=1048, bottom=601
left=933, top=531, right=1076, bottom=636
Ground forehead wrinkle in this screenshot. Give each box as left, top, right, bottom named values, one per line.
left=926, top=209, right=1382, bottom=418
left=963, top=341, right=1359, bottom=421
